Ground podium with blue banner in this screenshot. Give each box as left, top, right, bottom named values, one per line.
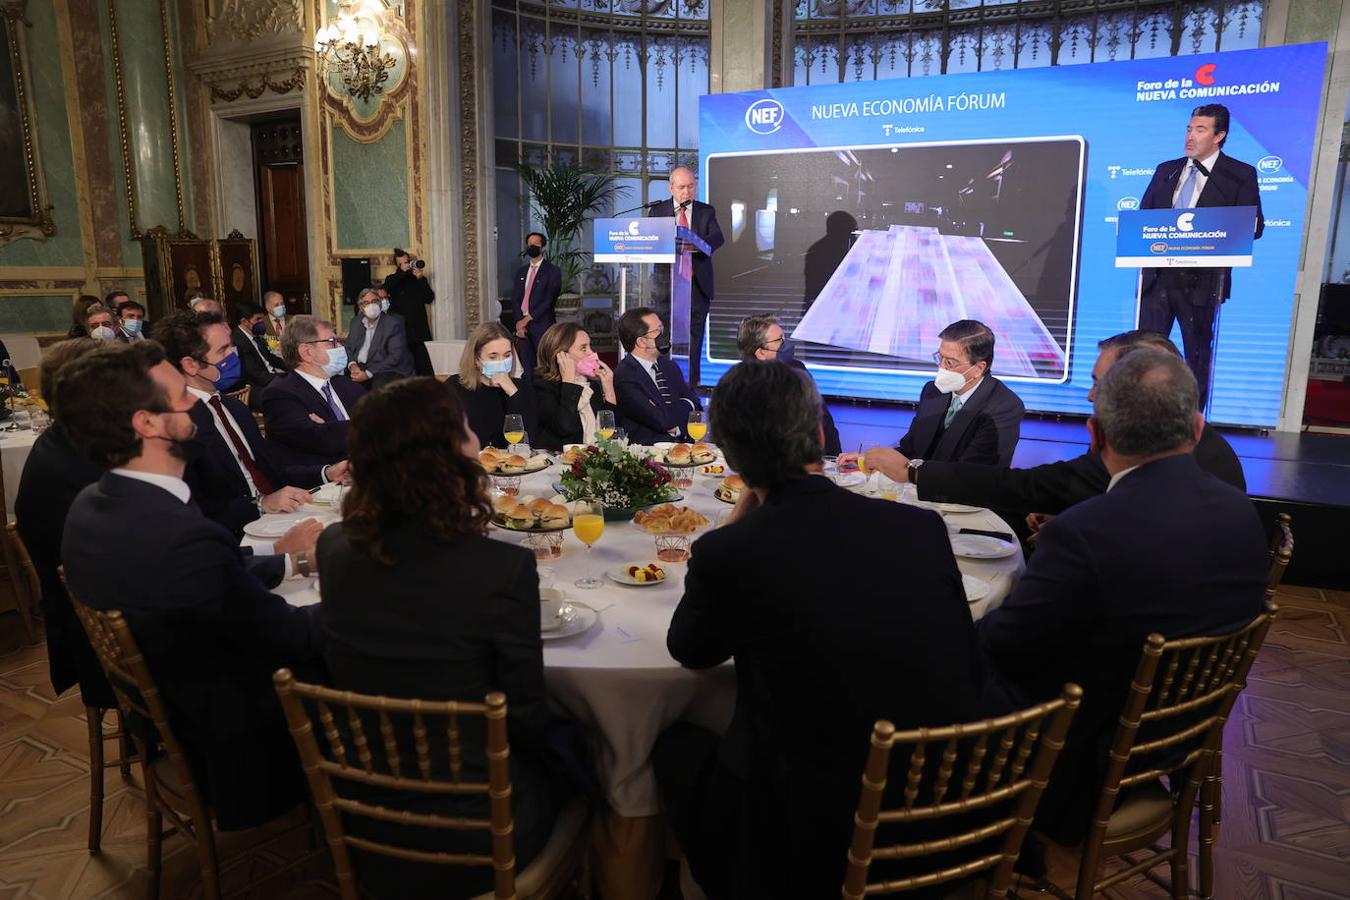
left=593, top=216, right=712, bottom=360
left=1115, top=207, right=1258, bottom=268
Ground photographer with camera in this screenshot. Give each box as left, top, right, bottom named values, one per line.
left=381, top=248, right=435, bottom=376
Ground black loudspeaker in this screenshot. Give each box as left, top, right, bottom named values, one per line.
left=340, top=257, right=372, bottom=306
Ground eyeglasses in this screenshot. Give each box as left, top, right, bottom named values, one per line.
left=643, top=327, right=664, bottom=338
left=931, top=351, right=967, bottom=369
left=762, top=336, right=785, bottom=350
left=304, top=337, right=341, bottom=348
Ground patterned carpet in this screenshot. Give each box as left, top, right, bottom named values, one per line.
left=1, top=586, right=1347, bottom=899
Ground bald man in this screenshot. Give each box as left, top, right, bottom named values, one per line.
left=650, top=166, right=724, bottom=388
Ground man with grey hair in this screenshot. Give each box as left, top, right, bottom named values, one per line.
left=650, top=165, right=724, bottom=387
left=343, top=286, right=413, bottom=389
left=188, top=295, right=222, bottom=316
left=656, top=361, right=981, bottom=898
left=978, top=347, right=1267, bottom=844
left=260, top=314, right=367, bottom=466
left=735, top=315, right=841, bottom=454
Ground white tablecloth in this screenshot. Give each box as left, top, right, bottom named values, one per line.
left=1, top=428, right=39, bottom=514
left=255, top=464, right=1025, bottom=816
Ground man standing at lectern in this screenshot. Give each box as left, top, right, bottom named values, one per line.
left=651, top=166, right=724, bottom=388
left=1138, top=103, right=1263, bottom=410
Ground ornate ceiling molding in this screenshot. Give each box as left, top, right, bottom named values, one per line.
left=207, top=0, right=303, bottom=44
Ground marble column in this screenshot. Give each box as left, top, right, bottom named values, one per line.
left=710, top=0, right=776, bottom=94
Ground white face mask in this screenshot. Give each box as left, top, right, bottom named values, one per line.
left=934, top=365, right=971, bottom=395
left=91, top=325, right=116, bottom=342
left=363, top=303, right=381, bottom=320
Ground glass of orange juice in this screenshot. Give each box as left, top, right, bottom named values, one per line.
left=687, top=410, right=708, bottom=442
left=503, top=414, right=525, bottom=446
left=596, top=410, right=615, bottom=441
left=572, top=499, right=605, bottom=589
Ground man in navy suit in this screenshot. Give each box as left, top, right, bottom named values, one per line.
left=344, top=287, right=414, bottom=389
left=260, top=315, right=367, bottom=467
left=509, top=231, right=562, bottom=379
left=851, top=320, right=1024, bottom=477
left=613, top=307, right=702, bottom=445
left=650, top=166, right=725, bottom=388
left=153, top=311, right=351, bottom=538
left=978, top=347, right=1267, bottom=842
left=1139, top=103, right=1264, bottom=409
left=58, top=341, right=324, bottom=830
left=231, top=302, right=287, bottom=410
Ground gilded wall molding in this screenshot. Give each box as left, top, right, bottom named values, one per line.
left=207, top=65, right=305, bottom=102
left=207, top=0, right=303, bottom=43
left=316, top=0, right=413, bottom=144
left=457, top=0, right=480, bottom=331
left=0, top=0, right=58, bottom=246
left=159, top=0, right=186, bottom=234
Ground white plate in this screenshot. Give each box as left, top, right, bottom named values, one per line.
left=243, top=515, right=331, bottom=539
left=607, top=563, right=670, bottom=587
left=950, top=534, right=1018, bottom=560
left=935, top=502, right=983, bottom=514
left=541, top=602, right=598, bottom=640
left=962, top=574, right=992, bottom=604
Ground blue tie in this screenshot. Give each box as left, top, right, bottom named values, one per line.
left=1174, top=163, right=1198, bottom=209
left=321, top=382, right=347, bottom=422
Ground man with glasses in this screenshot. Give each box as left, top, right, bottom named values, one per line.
left=850, top=319, right=1024, bottom=472
left=260, top=314, right=368, bottom=466
left=735, top=315, right=841, bottom=455
left=614, top=307, right=702, bottom=445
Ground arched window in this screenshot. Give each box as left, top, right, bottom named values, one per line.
left=790, top=0, right=1265, bottom=85
left=492, top=0, right=711, bottom=326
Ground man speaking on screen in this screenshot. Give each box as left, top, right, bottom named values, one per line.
left=651, top=166, right=724, bottom=389
left=1137, top=102, right=1263, bottom=411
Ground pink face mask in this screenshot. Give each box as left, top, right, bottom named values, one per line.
left=575, top=353, right=601, bottom=378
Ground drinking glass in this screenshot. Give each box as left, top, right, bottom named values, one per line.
left=687, top=410, right=708, bottom=442
left=857, top=442, right=882, bottom=493
left=596, top=410, right=616, bottom=441
left=572, top=500, right=605, bottom=589
left=612, top=427, right=629, bottom=449
left=503, top=414, right=525, bottom=447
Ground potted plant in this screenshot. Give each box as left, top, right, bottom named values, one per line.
left=514, top=161, right=628, bottom=295
left=559, top=440, right=678, bottom=521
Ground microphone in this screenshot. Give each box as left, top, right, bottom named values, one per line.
left=612, top=199, right=662, bottom=217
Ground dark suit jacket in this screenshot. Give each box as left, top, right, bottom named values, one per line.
left=316, top=522, right=561, bottom=896
left=532, top=376, right=616, bottom=449
left=916, top=423, right=1246, bottom=514
left=509, top=259, right=563, bottom=338
left=978, top=453, right=1267, bottom=841
left=613, top=353, right=701, bottom=446
left=232, top=326, right=285, bottom=409
left=449, top=376, right=537, bottom=450
left=785, top=359, right=841, bottom=456
left=383, top=269, right=436, bottom=343
left=669, top=476, right=983, bottom=897
left=61, top=473, right=322, bottom=830
left=344, top=312, right=414, bottom=379
left=650, top=198, right=725, bottom=307
left=898, top=377, right=1024, bottom=466
left=14, top=425, right=112, bottom=707
left=1140, top=151, right=1264, bottom=303
left=260, top=371, right=367, bottom=467
left=185, top=393, right=327, bottom=537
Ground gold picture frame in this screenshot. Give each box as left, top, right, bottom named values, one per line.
left=0, top=0, right=55, bottom=245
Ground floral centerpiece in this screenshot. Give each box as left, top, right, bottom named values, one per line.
left=559, top=440, right=677, bottom=520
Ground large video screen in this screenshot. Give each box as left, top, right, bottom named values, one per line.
left=696, top=43, right=1327, bottom=427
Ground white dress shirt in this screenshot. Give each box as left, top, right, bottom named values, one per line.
left=109, top=468, right=191, bottom=503
left=1171, top=149, right=1221, bottom=208
left=188, top=385, right=262, bottom=498
left=356, top=316, right=379, bottom=365
left=240, top=325, right=283, bottom=374
left=1107, top=465, right=1141, bottom=492
left=297, top=369, right=351, bottom=420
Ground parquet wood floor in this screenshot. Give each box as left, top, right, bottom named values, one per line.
left=1, top=588, right=1347, bottom=899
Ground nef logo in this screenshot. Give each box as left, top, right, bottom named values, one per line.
left=1150, top=242, right=1169, bottom=254
left=1176, top=213, right=1195, bottom=232
left=1195, top=64, right=1217, bottom=86
left=627, top=220, right=641, bottom=236
left=1257, top=155, right=1283, bottom=175
left=745, top=98, right=785, bottom=135
left=1117, top=196, right=1139, bottom=211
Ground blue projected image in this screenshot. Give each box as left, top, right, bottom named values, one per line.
left=696, top=43, right=1327, bottom=427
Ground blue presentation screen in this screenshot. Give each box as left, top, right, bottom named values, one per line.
left=696, top=43, right=1326, bottom=427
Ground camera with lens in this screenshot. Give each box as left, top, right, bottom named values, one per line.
left=393, top=248, right=426, bottom=270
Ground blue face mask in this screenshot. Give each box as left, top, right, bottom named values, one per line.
left=776, top=338, right=796, bottom=364
left=212, top=351, right=242, bottom=390
left=322, top=345, right=349, bottom=378
left=122, top=318, right=143, bottom=335
left=381, top=298, right=390, bottom=313
left=480, top=357, right=513, bottom=378
left=251, top=320, right=268, bottom=337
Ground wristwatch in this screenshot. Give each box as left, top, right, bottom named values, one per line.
left=295, top=551, right=313, bottom=578
left=907, top=458, right=924, bottom=486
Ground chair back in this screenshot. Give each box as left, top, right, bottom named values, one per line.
left=60, top=568, right=212, bottom=827
left=272, top=669, right=519, bottom=900
left=1082, top=602, right=1277, bottom=870
left=1266, top=513, right=1293, bottom=597
left=6, top=523, right=40, bottom=606
left=842, top=684, right=1082, bottom=899
left=225, top=384, right=251, bottom=407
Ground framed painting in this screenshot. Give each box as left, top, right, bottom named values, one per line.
left=0, top=1, right=55, bottom=243
left=215, top=237, right=259, bottom=315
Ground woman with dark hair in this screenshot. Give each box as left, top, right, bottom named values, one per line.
left=316, top=377, right=566, bottom=897
left=67, top=295, right=103, bottom=338
left=531, top=322, right=617, bottom=449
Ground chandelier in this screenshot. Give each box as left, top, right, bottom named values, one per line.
left=313, top=10, right=396, bottom=103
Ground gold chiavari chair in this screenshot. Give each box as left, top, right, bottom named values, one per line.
left=65, top=573, right=319, bottom=899
left=0, top=518, right=36, bottom=642
left=224, top=384, right=251, bottom=408
left=1051, top=601, right=1277, bottom=899
left=841, top=684, right=1082, bottom=899
left=273, top=669, right=591, bottom=900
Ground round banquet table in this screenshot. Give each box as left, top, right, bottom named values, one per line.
left=251, top=461, right=1025, bottom=896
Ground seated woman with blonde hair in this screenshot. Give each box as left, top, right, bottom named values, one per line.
left=531, top=322, right=617, bottom=449
left=449, top=321, right=536, bottom=448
